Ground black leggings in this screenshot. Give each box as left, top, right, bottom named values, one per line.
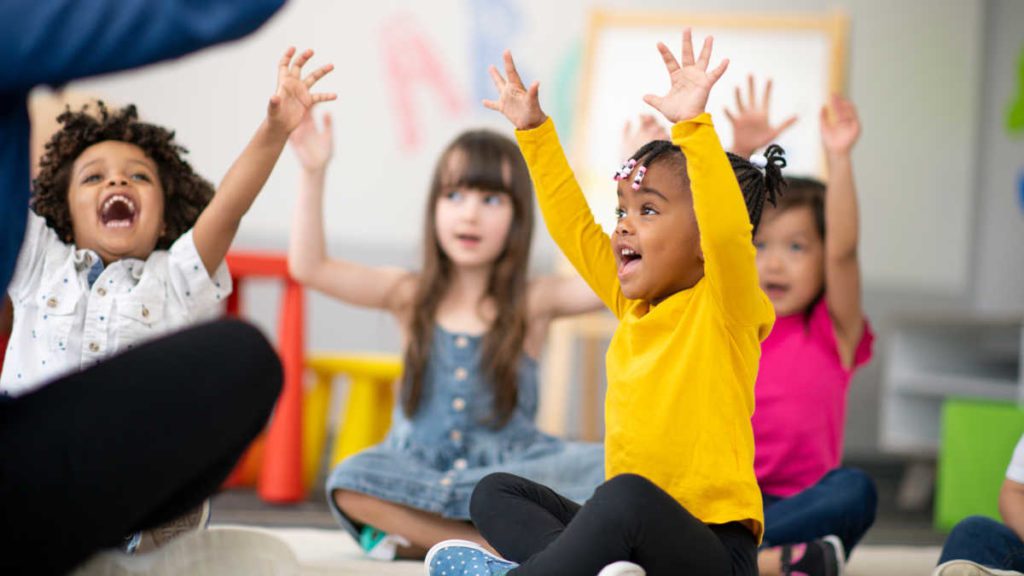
left=0, top=319, right=282, bottom=575
left=471, top=472, right=757, bottom=576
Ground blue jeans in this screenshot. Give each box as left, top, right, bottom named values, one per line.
left=762, top=467, right=878, bottom=557
left=938, top=515, right=1024, bottom=571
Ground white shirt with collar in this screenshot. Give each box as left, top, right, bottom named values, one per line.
left=1008, top=433, right=1024, bottom=484
left=1, top=212, right=232, bottom=396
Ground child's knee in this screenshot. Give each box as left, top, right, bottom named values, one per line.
left=334, top=489, right=380, bottom=522
left=596, top=473, right=664, bottom=521
left=470, top=472, right=520, bottom=518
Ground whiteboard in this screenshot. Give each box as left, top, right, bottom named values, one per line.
left=574, top=10, right=847, bottom=233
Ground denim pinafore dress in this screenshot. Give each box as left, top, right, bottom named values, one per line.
left=325, top=325, right=605, bottom=540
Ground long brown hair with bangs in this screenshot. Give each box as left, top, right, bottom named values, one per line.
left=401, top=130, right=534, bottom=427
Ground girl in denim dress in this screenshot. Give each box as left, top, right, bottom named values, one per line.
left=287, top=112, right=606, bottom=559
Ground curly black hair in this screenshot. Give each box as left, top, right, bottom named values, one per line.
left=31, top=101, right=214, bottom=249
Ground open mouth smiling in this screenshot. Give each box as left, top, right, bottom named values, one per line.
left=99, top=193, right=138, bottom=229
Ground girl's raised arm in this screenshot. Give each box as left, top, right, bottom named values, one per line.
left=820, top=95, right=865, bottom=367
left=287, top=111, right=413, bottom=313
left=192, top=47, right=335, bottom=277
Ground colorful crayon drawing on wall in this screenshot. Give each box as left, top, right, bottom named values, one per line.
left=470, top=0, right=524, bottom=107
left=1006, top=43, right=1024, bottom=134
left=381, top=14, right=467, bottom=152
left=1010, top=43, right=1024, bottom=215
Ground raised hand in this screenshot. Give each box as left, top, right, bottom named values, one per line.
left=268, top=47, right=336, bottom=136
left=290, top=112, right=334, bottom=172
left=724, top=75, right=798, bottom=158
left=483, top=50, right=547, bottom=130
left=621, top=114, right=670, bottom=159
left=820, top=94, right=861, bottom=157
left=643, top=28, right=729, bottom=124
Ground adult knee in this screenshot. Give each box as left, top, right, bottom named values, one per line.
left=198, top=319, right=282, bottom=416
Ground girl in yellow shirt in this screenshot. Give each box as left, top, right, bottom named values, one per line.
left=426, top=30, right=784, bottom=576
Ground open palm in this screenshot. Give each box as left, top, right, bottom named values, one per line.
left=483, top=50, right=547, bottom=130
left=821, top=95, right=861, bottom=155
left=268, top=47, right=336, bottom=135
left=290, top=112, right=334, bottom=171
left=725, top=75, right=798, bottom=157
left=643, top=29, right=729, bottom=124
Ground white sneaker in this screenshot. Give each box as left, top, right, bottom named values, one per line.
left=933, top=560, right=1024, bottom=576
left=128, top=500, right=211, bottom=554
left=597, top=561, right=646, bottom=576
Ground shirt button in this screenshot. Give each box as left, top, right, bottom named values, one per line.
left=439, top=477, right=453, bottom=486
left=455, top=336, right=469, bottom=349
left=452, top=397, right=466, bottom=412
left=46, top=297, right=58, bottom=308
left=454, top=367, right=467, bottom=381
left=449, top=429, right=462, bottom=442
left=97, top=287, right=107, bottom=297
left=453, top=458, right=468, bottom=471
left=141, top=306, right=150, bottom=318
left=88, top=342, right=100, bottom=353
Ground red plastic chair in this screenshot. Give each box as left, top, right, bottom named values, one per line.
left=222, top=251, right=305, bottom=503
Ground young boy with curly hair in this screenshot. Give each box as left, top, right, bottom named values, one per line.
left=2, top=47, right=334, bottom=397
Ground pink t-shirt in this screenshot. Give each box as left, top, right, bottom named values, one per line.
left=753, top=297, right=874, bottom=497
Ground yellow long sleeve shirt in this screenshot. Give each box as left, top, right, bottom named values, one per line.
left=516, top=114, right=774, bottom=540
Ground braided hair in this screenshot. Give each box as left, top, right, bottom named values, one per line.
left=621, top=141, right=787, bottom=234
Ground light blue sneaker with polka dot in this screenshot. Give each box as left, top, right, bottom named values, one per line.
left=425, top=539, right=518, bottom=576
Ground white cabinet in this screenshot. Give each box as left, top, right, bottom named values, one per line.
left=880, top=315, right=1024, bottom=455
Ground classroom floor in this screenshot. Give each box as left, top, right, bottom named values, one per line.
left=73, top=458, right=949, bottom=575
left=208, top=457, right=947, bottom=547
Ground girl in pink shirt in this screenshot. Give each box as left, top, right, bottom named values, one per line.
left=726, top=81, right=877, bottom=576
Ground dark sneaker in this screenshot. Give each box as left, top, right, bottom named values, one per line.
left=781, top=535, right=845, bottom=576
left=426, top=539, right=518, bottom=576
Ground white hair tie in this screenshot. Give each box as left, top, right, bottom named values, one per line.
left=749, top=154, right=768, bottom=169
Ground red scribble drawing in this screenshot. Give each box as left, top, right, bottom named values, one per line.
left=381, top=15, right=467, bottom=151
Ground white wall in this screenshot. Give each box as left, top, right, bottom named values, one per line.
left=67, top=0, right=985, bottom=294
left=973, top=0, right=1024, bottom=314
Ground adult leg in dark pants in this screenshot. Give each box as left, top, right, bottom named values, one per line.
left=470, top=472, right=757, bottom=576
left=0, top=319, right=282, bottom=575
left=762, top=467, right=878, bottom=556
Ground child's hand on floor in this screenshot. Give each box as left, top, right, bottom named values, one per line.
left=483, top=50, right=547, bottom=131
left=268, top=47, right=336, bottom=136
left=290, top=112, right=334, bottom=172
left=621, top=114, right=669, bottom=159
left=643, top=28, right=729, bottom=125
left=820, top=94, right=860, bottom=158
left=724, top=75, right=798, bottom=158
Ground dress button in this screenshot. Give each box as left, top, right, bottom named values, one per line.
left=439, top=476, right=453, bottom=486
left=454, top=367, right=467, bottom=381
left=455, top=336, right=469, bottom=349
left=453, top=458, right=468, bottom=471
left=452, top=397, right=466, bottom=412
left=88, top=342, right=100, bottom=353
left=449, top=429, right=462, bottom=442
left=97, top=287, right=107, bottom=297
left=46, top=297, right=57, bottom=308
